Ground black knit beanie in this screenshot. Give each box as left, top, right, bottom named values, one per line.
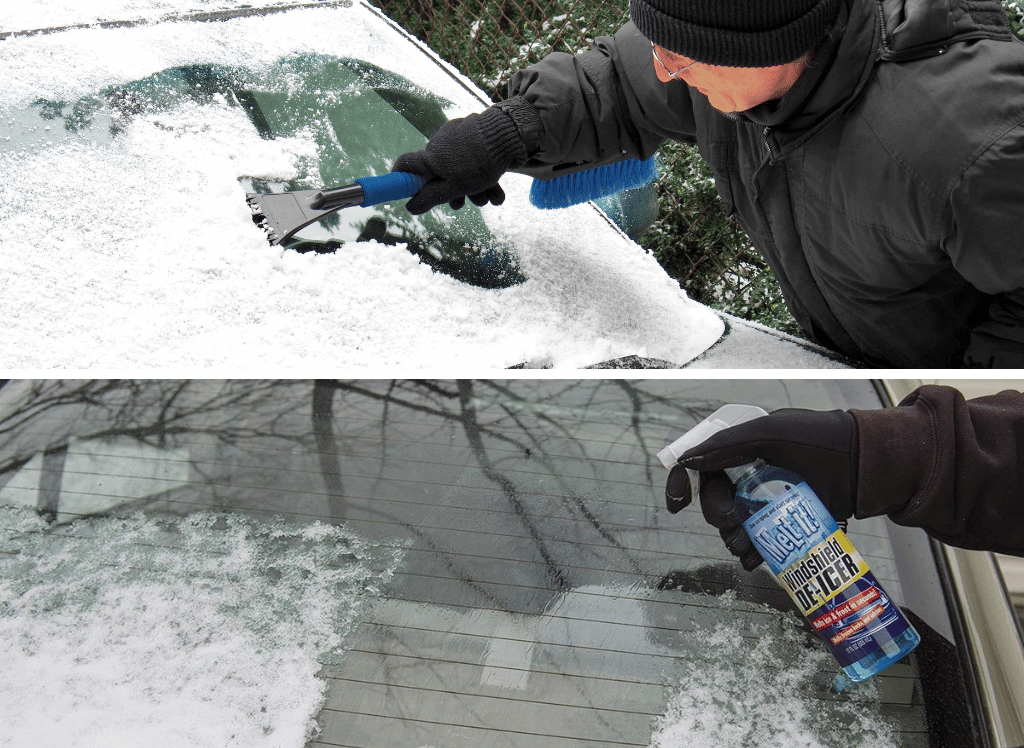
left=630, top=0, right=843, bottom=67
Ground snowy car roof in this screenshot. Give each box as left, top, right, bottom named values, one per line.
left=0, top=1, right=849, bottom=370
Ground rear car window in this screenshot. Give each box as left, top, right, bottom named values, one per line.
left=0, top=380, right=983, bottom=747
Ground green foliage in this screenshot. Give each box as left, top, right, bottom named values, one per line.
left=644, top=143, right=802, bottom=335
left=1007, top=0, right=1024, bottom=37
left=477, top=4, right=631, bottom=92
left=376, top=0, right=628, bottom=102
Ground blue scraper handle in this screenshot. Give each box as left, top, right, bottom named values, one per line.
left=355, top=172, right=427, bottom=207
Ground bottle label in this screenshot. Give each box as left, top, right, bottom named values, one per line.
left=743, top=483, right=911, bottom=668
left=741, top=482, right=840, bottom=577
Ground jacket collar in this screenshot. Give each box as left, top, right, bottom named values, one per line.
left=737, top=0, right=879, bottom=136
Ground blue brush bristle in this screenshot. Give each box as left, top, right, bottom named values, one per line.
left=529, top=156, right=658, bottom=210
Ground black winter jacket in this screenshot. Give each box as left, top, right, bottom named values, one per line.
left=853, top=385, right=1024, bottom=556
left=505, top=0, right=1024, bottom=367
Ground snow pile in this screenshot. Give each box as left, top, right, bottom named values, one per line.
left=0, top=2, right=726, bottom=369
left=0, top=506, right=403, bottom=748
left=650, top=598, right=900, bottom=748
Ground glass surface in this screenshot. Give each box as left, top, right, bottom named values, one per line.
left=0, top=380, right=981, bottom=747
left=1, top=56, right=524, bottom=289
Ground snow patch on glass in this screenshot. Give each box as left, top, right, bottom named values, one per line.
left=649, top=602, right=901, bottom=748
left=0, top=506, right=403, bottom=748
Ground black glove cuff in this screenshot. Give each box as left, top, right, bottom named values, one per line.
left=477, top=105, right=529, bottom=170
left=494, top=95, right=544, bottom=157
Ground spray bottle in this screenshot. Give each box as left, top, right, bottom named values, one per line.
left=657, top=404, right=920, bottom=688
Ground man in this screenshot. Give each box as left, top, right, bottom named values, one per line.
left=666, top=384, right=1024, bottom=565
left=393, top=0, right=1024, bottom=367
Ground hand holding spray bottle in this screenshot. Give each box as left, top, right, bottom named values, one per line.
left=658, top=404, right=920, bottom=688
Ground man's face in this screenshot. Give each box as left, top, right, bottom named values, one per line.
left=652, top=43, right=809, bottom=113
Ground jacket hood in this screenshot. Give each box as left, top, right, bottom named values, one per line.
left=740, top=0, right=1014, bottom=137
left=880, top=0, right=1013, bottom=59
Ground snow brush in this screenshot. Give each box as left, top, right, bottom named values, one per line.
left=527, top=156, right=658, bottom=210
left=246, top=157, right=657, bottom=245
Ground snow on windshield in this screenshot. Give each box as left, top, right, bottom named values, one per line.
left=1, top=0, right=300, bottom=32
left=650, top=592, right=900, bottom=748
left=0, top=2, right=725, bottom=369
left=0, top=505, right=403, bottom=747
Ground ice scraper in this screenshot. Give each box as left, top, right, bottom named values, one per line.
left=246, top=171, right=426, bottom=246
left=246, top=157, right=658, bottom=246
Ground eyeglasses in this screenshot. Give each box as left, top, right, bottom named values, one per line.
left=651, top=41, right=699, bottom=77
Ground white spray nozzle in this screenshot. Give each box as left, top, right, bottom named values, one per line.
left=657, top=404, right=769, bottom=470
left=656, top=404, right=769, bottom=506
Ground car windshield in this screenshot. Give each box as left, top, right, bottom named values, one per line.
left=0, top=379, right=980, bottom=747
left=2, top=3, right=735, bottom=369
left=5, top=54, right=523, bottom=289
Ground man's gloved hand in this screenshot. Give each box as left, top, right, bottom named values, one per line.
left=665, top=408, right=858, bottom=570
left=392, top=106, right=527, bottom=215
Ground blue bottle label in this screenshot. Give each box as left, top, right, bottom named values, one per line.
left=742, top=483, right=910, bottom=668
left=807, top=573, right=912, bottom=667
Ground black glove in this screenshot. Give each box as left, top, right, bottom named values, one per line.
left=392, top=106, right=527, bottom=215
left=665, top=408, right=858, bottom=571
